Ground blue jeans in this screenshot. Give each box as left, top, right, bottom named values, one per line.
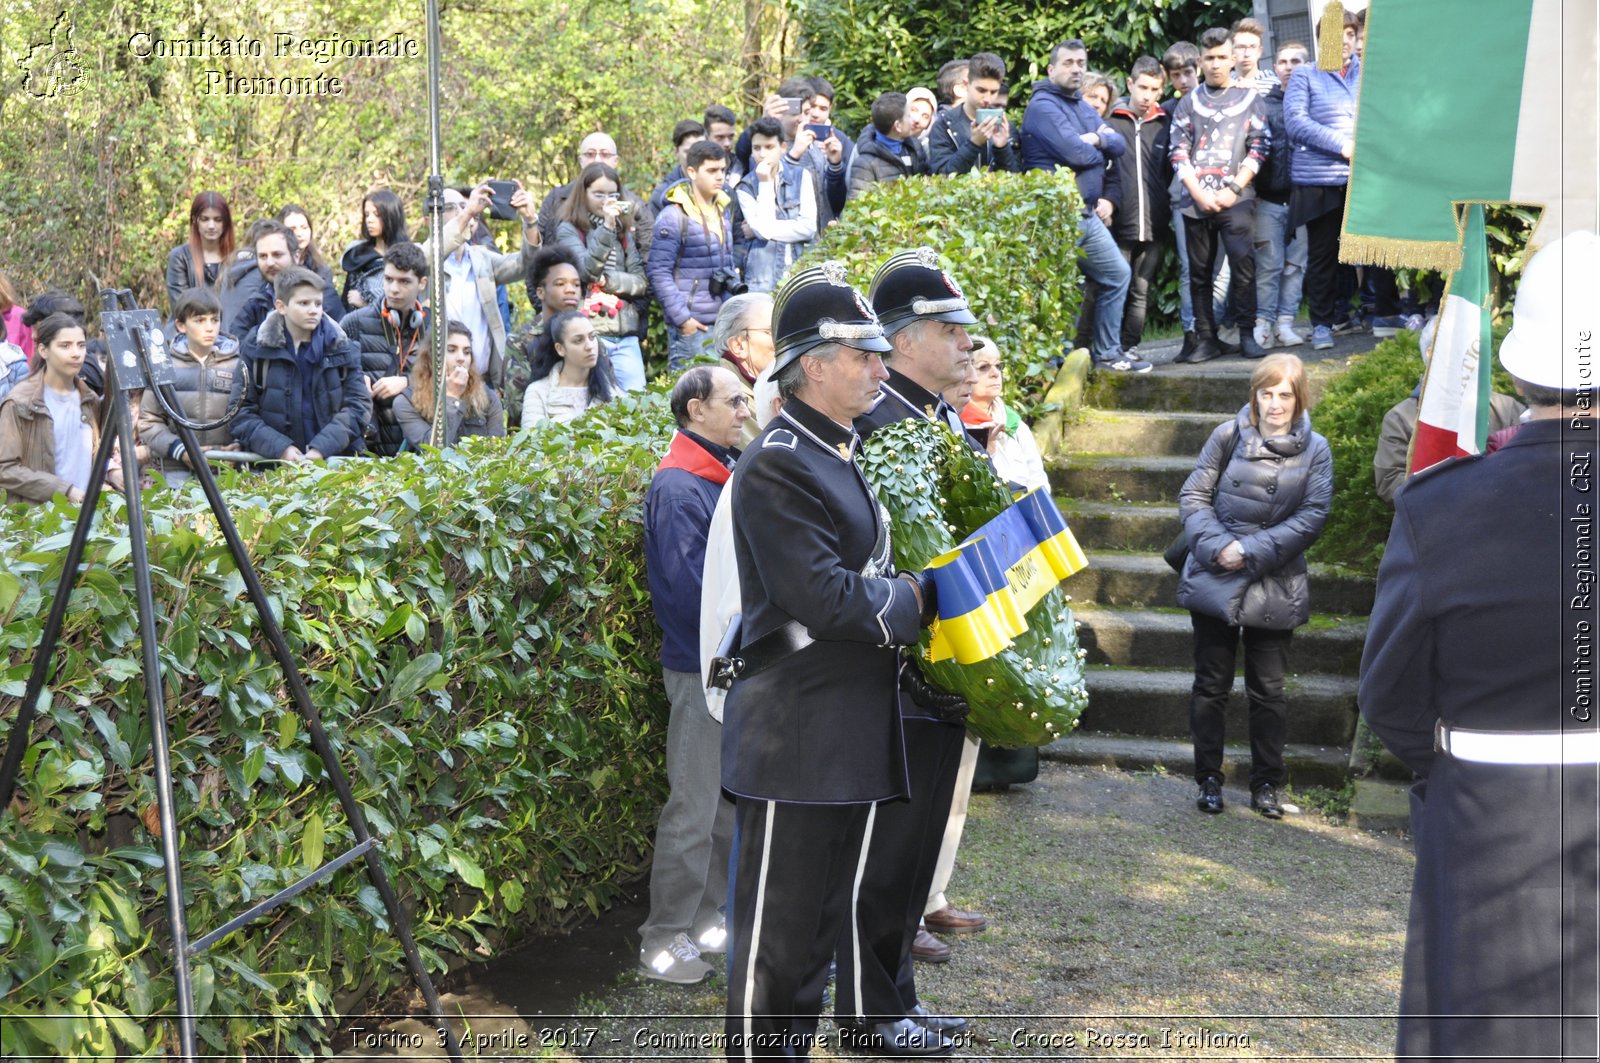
left=1076, top=213, right=1131, bottom=361
left=600, top=334, right=645, bottom=391
left=1254, top=200, right=1307, bottom=321
left=668, top=327, right=716, bottom=373
left=1172, top=209, right=1195, bottom=332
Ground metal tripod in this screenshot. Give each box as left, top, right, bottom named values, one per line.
left=0, top=288, right=466, bottom=1062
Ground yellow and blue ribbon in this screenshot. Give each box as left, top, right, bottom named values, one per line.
left=925, top=487, right=1088, bottom=664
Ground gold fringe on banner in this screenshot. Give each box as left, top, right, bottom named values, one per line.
left=1318, top=0, right=1345, bottom=70
left=1339, top=233, right=1464, bottom=274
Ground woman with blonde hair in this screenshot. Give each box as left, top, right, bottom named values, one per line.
left=1175, top=353, right=1331, bottom=818
left=393, top=321, right=506, bottom=448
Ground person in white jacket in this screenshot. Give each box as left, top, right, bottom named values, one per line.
left=734, top=118, right=820, bottom=293
left=699, top=366, right=782, bottom=722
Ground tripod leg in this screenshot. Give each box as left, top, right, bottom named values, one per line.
left=0, top=398, right=122, bottom=808
left=106, top=384, right=201, bottom=1063
left=170, top=409, right=465, bottom=1062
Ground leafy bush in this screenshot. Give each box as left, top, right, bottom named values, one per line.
left=793, top=0, right=1250, bottom=133
left=1308, top=324, right=1517, bottom=575
left=0, top=397, right=674, bottom=1059
left=796, top=170, right=1085, bottom=409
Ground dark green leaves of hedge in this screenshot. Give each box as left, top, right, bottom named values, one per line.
left=0, top=395, right=673, bottom=1059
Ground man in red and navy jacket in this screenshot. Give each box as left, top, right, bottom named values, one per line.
left=638, top=365, right=750, bottom=985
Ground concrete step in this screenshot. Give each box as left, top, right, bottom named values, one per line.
left=1059, top=409, right=1226, bottom=458
left=1062, top=500, right=1180, bottom=553
left=1084, top=362, right=1334, bottom=412
left=1043, top=732, right=1352, bottom=791
left=1074, top=604, right=1369, bottom=674
left=1085, top=366, right=1257, bottom=412
left=1076, top=665, right=1358, bottom=747
left=1050, top=455, right=1196, bottom=504
left=1064, top=552, right=1377, bottom=615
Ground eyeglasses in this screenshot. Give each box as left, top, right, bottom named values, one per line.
left=726, top=395, right=751, bottom=410
left=580, top=149, right=619, bottom=161
left=741, top=327, right=773, bottom=336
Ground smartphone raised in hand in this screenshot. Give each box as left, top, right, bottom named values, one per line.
left=804, top=123, right=834, bottom=142
left=486, top=180, right=518, bottom=221
left=975, top=108, right=1005, bottom=125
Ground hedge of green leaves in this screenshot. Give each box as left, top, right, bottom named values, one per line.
left=0, top=396, right=674, bottom=1059
left=796, top=169, right=1084, bottom=411
left=1309, top=327, right=1517, bottom=575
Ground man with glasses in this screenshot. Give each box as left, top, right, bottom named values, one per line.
left=535, top=132, right=655, bottom=249
left=709, top=293, right=775, bottom=447
left=428, top=183, right=539, bottom=393
left=638, top=365, right=750, bottom=985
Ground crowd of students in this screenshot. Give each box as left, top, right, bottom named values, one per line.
left=0, top=10, right=1422, bottom=502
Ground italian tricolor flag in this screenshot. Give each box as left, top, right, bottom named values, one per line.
left=1343, top=0, right=1598, bottom=273
left=1410, top=205, right=1491, bottom=473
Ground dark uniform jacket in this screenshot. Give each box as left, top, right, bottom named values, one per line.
left=856, top=367, right=985, bottom=723
left=721, top=397, right=923, bottom=804
left=1359, top=416, right=1598, bottom=1061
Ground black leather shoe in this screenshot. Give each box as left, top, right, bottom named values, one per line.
left=836, top=1018, right=954, bottom=1056
left=1174, top=330, right=1198, bottom=362
left=1196, top=776, right=1224, bottom=814
left=1188, top=337, right=1226, bottom=363
left=1239, top=333, right=1268, bottom=358
left=1252, top=784, right=1284, bottom=819
left=911, top=1003, right=969, bottom=1037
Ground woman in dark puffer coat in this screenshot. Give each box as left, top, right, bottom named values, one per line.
left=1176, top=353, right=1332, bottom=820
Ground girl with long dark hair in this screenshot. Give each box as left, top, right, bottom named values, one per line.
left=521, top=310, right=618, bottom=428
left=342, top=189, right=409, bottom=311
left=165, top=191, right=235, bottom=313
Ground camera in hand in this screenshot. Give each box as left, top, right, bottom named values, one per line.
left=708, top=267, right=747, bottom=298
left=486, top=180, right=518, bottom=221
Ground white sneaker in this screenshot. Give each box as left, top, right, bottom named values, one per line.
left=641, top=932, right=713, bottom=984
left=696, top=917, right=728, bottom=956
left=1275, top=318, right=1307, bottom=347
left=1252, top=319, right=1273, bottom=349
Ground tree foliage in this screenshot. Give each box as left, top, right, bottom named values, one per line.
left=0, top=398, right=673, bottom=1059
left=792, top=0, right=1250, bottom=131
left=795, top=169, right=1085, bottom=410
left=0, top=0, right=750, bottom=311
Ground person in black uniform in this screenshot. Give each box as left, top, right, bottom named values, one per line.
left=1360, top=230, right=1599, bottom=1061
left=720, top=261, right=938, bottom=1060
left=823, top=248, right=981, bottom=1054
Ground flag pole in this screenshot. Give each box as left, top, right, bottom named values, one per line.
left=425, top=0, right=449, bottom=448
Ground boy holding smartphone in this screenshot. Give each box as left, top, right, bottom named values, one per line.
left=928, top=52, right=1022, bottom=175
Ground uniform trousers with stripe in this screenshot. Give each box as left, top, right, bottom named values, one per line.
left=724, top=798, right=876, bottom=1060
left=831, top=717, right=967, bottom=1024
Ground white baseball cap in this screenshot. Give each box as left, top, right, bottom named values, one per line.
left=1498, top=229, right=1600, bottom=389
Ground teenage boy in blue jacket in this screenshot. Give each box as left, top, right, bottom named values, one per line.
left=232, top=266, right=370, bottom=461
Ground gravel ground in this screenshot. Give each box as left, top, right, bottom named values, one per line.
left=340, top=762, right=1414, bottom=1061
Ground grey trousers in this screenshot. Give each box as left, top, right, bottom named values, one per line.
left=639, top=668, right=735, bottom=954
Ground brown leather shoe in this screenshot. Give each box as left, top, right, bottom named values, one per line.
left=923, top=904, right=988, bottom=934
left=911, top=924, right=951, bottom=964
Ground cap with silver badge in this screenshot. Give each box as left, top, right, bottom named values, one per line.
left=770, top=260, right=892, bottom=374
left=868, top=247, right=979, bottom=336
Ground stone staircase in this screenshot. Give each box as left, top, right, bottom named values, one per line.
left=1039, top=364, right=1373, bottom=793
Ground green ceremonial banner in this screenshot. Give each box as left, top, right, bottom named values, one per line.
left=1343, top=0, right=1598, bottom=271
